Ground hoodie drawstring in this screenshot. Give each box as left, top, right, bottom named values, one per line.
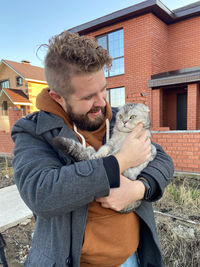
left=73, top=119, right=110, bottom=148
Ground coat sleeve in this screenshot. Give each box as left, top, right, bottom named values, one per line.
left=138, top=142, right=174, bottom=201
left=11, top=121, right=110, bottom=218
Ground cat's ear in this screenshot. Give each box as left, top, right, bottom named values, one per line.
left=136, top=103, right=149, bottom=113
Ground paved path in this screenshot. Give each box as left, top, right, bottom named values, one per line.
left=0, top=185, right=32, bottom=232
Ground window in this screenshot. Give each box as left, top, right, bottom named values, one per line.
left=107, top=87, right=125, bottom=107
left=0, top=80, right=9, bottom=90
left=20, top=105, right=26, bottom=116
left=16, top=76, right=23, bottom=86
left=96, top=29, right=124, bottom=77
left=2, top=101, right=8, bottom=115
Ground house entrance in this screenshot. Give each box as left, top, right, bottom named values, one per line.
left=177, top=93, right=187, bottom=130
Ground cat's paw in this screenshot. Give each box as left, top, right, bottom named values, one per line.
left=119, top=200, right=141, bottom=213
left=95, top=146, right=110, bottom=158
left=86, top=146, right=96, bottom=157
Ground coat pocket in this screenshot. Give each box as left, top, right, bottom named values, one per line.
left=24, top=248, right=56, bottom=267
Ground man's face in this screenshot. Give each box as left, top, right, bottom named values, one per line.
left=63, top=69, right=107, bottom=131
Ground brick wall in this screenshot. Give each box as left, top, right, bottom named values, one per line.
left=168, top=16, right=200, bottom=71
left=187, top=83, right=200, bottom=130
left=0, top=63, right=27, bottom=91
left=0, top=131, right=15, bottom=156
left=86, top=13, right=200, bottom=173
left=0, top=108, right=22, bottom=155
left=151, top=15, right=168, bottom=75
left=88, top=13, right=155, bottom=107
left=152, top=131, right=200, bottom=173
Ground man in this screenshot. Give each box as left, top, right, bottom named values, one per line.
left=11, top=31, right=174, bottom=267
left=0, top=234, right=8, bottom=267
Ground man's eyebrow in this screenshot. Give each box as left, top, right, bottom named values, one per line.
left=80, top=83, right=107, bottom=100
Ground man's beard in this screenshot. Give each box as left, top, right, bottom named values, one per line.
left=66, top=104, right=106, bottom=131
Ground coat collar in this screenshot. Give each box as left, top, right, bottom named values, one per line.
left=35, top=111, right=78, bottom=141
left=36, top=111, right=64, bottom=135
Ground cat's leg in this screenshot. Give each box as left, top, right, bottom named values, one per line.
left=51, top=136, right=95, bottom=161
left=91, top=138, right=116, bottom=159
left=150, top=144, right=157, bottom=160
left=92, top=145, right=111, bottom=158
left=119, top=200, right=141, bottom=213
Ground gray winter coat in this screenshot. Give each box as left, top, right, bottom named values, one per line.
left=11, top=109, right=174, bottom=267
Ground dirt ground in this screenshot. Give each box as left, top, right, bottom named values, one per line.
left=0, top=159, right=199, bottom=267
left=1, top=218, right=34, bottom=267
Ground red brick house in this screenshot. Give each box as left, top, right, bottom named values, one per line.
left=69, top=0, right=200, bottom=173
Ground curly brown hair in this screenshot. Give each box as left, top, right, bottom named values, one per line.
left=44, top=31, right=112, bottom=96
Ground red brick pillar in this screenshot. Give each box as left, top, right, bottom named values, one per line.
left=8, top=107, right=23, bottom=131
left=187, top=83, right=199, bottom=130
left=152, top=88, right=163, bottom=129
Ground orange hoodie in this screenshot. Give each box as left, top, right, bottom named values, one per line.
left=36, top=88, right=140, bottom=267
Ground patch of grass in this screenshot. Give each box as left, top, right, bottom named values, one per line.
left=154, top=175, right=200, bottom=214
left=0, top=157, right=14, bottom=188
left=154, top=175, right=200, bottom=267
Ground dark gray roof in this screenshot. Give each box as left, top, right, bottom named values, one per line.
left=148, top=66, right=200, bottom=88
left=68, top=0, right=200, bottom=35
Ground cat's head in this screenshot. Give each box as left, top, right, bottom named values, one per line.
left=115, top=103, right=150, bottom=132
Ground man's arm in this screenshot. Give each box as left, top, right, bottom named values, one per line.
left=96, top=175, right=145, bottom=211
left=96, top=141, right=174, bottom=211
left=11, top=121, right=111, bottom=218
left=137, top=142, right=174, bottom=201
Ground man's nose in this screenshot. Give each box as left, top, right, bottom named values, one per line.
left=94, top=94, right=106, bottom=107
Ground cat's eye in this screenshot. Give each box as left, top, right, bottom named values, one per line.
left=119, top=114, right=123, bottom=119
left=130, top=115, right=136, bottom=119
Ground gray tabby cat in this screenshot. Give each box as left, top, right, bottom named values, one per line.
left=52, top=103, right=157, bottom=213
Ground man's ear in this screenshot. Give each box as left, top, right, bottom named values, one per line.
left=49, top=90, right=61, bottom=103
left=49, top=90, right=66, bottom=111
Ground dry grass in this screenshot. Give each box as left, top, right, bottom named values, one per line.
left=0, top=159, right=199, bottom=266
left=0, top=157, right=14, bottom=189
left=153, top=175, right=200, bottom=267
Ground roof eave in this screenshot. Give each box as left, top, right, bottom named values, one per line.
left=172, top=5, right=200, bottom=23
left=25, top=78, right=47, bottom=84
left=13, top=102, right=33, bottom=106
left=148, top=73, right=200, bottom=88
left=1, top=60, right=24, bottom=79
left=68, top=0, right=175, bottom=35
left=0, top=89, right=15, bottom=104
left=68, top=0, right=200, bottom=35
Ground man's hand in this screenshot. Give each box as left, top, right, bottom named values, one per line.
left=115, top=123, right=151, bottom=173
left=96, top=175, right=145, bottom=212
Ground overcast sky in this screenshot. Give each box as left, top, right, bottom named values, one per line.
left=1, top=0, right=198, bottom=67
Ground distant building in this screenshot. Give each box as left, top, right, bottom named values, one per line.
left=69, top=0, right=200, bottom=173
left=0, top=59, right=47, bottom=155
left=0, top=59, right=47, bottom=115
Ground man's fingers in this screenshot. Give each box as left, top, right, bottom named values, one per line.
left=95, top=197, right=107, bottom=203
left=138, top=129, right=148, bottom=141
left=130, top=123, right=143, bottom=138
left=95, top=198, right=112, bottom=209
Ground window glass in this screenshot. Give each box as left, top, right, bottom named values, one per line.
left=97, top=29, right=124, bottom=77
left=0, top=80, right=9, bottom=90
left=16, top=76, right=23, bottom=86
left=107, top=87, right=125, bottom=107
left=97, top=35, right=107, bottom=50
left=108, top=29, right=124, bottom=58
left=109, top=58, right=124, bottom=76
